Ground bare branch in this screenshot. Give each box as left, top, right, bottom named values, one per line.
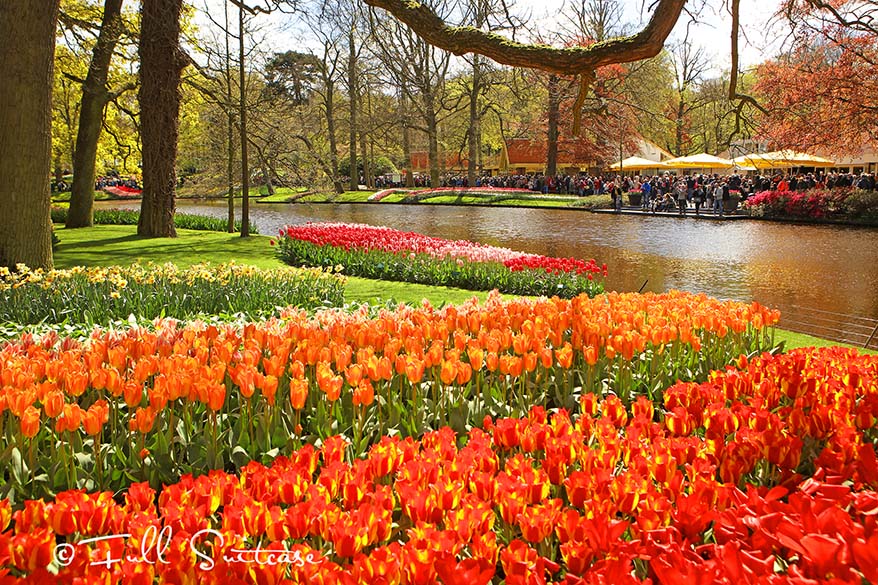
left=728, top=0, right=766, bottom=114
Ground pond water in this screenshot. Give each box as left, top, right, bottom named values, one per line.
left=99, top=200, right=878, bottom=332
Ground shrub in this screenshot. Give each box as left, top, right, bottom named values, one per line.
left=841, top=189, right=878, bottom=219
left=50, top=207, right=259, bottom=233
left=570, top=194, right=613, bottom=209
left=741, top=188, right=877, bottom=220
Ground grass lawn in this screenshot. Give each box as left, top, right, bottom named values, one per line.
left=244, top=187, right=612, bottom=209
left=773, top=328, right=876, bottom=354
left=51, top=225, right=873, bottom=353
left=51, top=191, right=116, bottom=204
left=250, top=187, right=310, bottom=202
left=411, top=194, right=579, bottom=208
left=295, top=191, right=375, bottom=203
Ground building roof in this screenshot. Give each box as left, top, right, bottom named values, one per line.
left=410, top=151, right=469, bottom=171
left=504, top=139, right=597, bottom=165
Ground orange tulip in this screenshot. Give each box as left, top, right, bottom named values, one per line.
left=129, top=406, right=156, bottom=434
left=55, top=403, right=83, bottom=434
left=289, top=378, right=309, bottom=410
left=352, top=379, right=375, bottom=408
left=20, top=405, right=41, bottom=438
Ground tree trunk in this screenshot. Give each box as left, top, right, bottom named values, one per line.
left=54, top=155, right=63, bottom=184
left=138, top=0, right=184, bottom=238
left=401, top=92, right=415, bottom=187
left=360, top=131, right=371, bottom=189
left=324, top=77, right=344, bottom=194
left=67, top=0, right=125, bottom=229
left=239, top=3, right=250, bottom=237
left=426, top=121, right=440, bottom=188
left=467, top=55, right=481, bottom=188
left=423, top=88, right=440, bottom=188
left=675, top=95, right=684, bottom=156
left=225, top=0, right=235, bottom=233
left=0, top=0, right=58, bottom=269
left=348, top=30, right=358, bottom=191
left=260, top=155, right=274, bottom=196
left=546, top=74, right=560, bottom=177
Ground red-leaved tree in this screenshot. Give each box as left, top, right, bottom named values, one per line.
left=754, top=24, right=878, bottom=154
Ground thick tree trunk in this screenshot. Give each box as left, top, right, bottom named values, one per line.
left=138, top=0, right=184, bottom=238
left=401, top=92, right=415, bottom=187
left=239, top=3, right=250, bottom=238
left=324, top=78, right=344, bottom=194
left=426, top=118, right=440, bottom=188
left=546, top=74, right=560, bottom=177
left=467, top=55, right=481, bottom=188
left=348, top=31, right=358, bottom=191
left=67, top=0, right=125, bottom=228
left=0, top=0, right=59, bottom=270
left=423, top=87, right=440, bottom=188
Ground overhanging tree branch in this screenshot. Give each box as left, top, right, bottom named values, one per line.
left=361, top=0, right=686, bottom=75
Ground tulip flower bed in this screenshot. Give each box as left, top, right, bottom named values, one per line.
left=0, top=290, right=777, bottom=502
left=276, top=223, right=607, bottom=298
left=102, top=185, right=142, bottom=198
left=0, top=263, right=345, bottom=328
left=1, top=346, right=876, bottom=584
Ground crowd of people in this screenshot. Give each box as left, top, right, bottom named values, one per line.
left=758, top=170, right=876, bottom=192
left=437, top=169, right=877, bottom=213
left=620, top=173, right=745, bottom=216
left=364, top=168, right=878, bottom=197
left=95, top=174, right=140, bottom=191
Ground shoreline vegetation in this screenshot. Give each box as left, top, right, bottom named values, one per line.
left=30, top=224, right=874, bottom=354
left=64, top=186, right=878, bottom=226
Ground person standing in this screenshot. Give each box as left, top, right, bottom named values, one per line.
left=610, top=182, right=623, bottom=212
left=675, top=179, right=688, bottom=215
left=641, top=179, right=652, bottom=211
left=713, top=181, right=725, bottom=216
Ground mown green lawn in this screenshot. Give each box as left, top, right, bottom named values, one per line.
left=295, top=191, right=374, bottom=203
left=51, top=224, right=873, bottom=353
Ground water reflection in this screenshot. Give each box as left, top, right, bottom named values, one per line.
left=99, top=200, right=878, bottom=321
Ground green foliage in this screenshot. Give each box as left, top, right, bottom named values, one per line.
left=570, top=194, right=613, bottom=209
left=0, top=262, right=345, bottom=329
left=276, top=239, right=604, bottom=298
left=338, top=155, right=398, bottom=177
left=841, top=189, right=878, bottom=219
left=264, top=50, right=323, bottom=105
left=50, top=207, right=259, bottom=234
